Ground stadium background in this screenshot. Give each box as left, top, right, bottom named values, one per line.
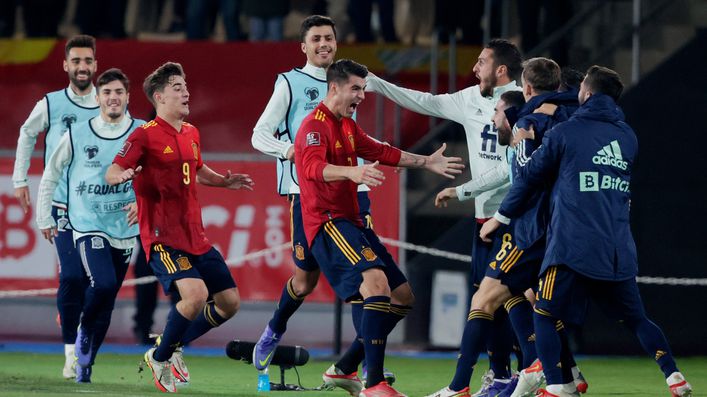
left=0, top=0, right=706, bottom=357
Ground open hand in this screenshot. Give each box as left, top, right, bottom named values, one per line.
left=427, top=143, right=464, bottom=179
left=223, top=170, right=254, bottom=190
left=350, top=161, right=385, bottom=187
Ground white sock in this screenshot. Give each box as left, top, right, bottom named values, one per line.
left=494, top=378, right=512, bottom=384
left=65, top=344, right=75, bottom=356
left=666, top=371, right=685, bottom=386
left=571, top=366, right=580, bottom=379
left=546, top=384, right=564, bottom=394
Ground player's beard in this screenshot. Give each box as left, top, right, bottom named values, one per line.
left=70, top=71, right=92, bottom=91
left=480, top=73, right=498, bottom=97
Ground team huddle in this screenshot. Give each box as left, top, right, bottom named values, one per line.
left=12, top=14, right=693, bottom=397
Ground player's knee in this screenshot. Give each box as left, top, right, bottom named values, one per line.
left=291, top=277, right=317, bottom=297
left=217, top=290, right=241, bottom=318
left=360, top=268, right=390, bottom=297
left=391, top=283, right=415, bottom=306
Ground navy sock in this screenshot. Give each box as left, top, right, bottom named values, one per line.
left=533, top=311, right=562, bottom=386
left=505, top=296, right=536, bottom=368
left=154, top=306, right=192, bottom=362
left=362, top=296, right=391, bottom=388
left=268, top=278, right=304, bottom=334
left=627, top=316, right=679, bottom=377
left=488, top=308, right=512, bottom=379
left=336, top=300, right=364, bottom=374
left=449, top=310, right=494, bottom=391
left=556, top=321, right=575, bottom=383
left=180, top=301, right=228, bottom=345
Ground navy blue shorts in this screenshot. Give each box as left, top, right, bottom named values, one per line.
left=535, top=265, right=647, bottom=326
left=485, top=221, right=544, bottom=296
left=470, top=220, right=496, bottom=290
left=290, top=191, right=373, bottom=272
left=149, top=244, right=237, bottom=295
left=310, top=218, right=405, bottom=301
left=52, top=206, right=83, bottom=283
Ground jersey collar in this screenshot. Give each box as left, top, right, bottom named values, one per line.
left=302, top=62, right=327, bottom=81
left=66, top=84, right=98, bottom=106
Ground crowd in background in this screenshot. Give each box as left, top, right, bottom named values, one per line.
left=1, top=0, right=571, bottom=58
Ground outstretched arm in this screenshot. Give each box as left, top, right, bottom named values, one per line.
left=397, top=143, right=465, bottom=179
left=366, top=73, right=467, bottom=122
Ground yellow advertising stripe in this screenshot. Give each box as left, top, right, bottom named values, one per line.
left=324, top=223, right=361, bottom=264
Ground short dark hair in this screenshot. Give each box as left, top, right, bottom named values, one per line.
left=500, top=90, right=526, bottom=109
left=522, top=57, right=561, bottom=93
left=584, top=65, right=624, bottom=101
left=486, top=38, right=523, bottom=82
left=560, top=67, right=583, bottom=91
left=143, top=62, right=185, bottom=106
left=326, top=59, right=368, bottom=85
left=300, top=15, right=336, bottom=42
left=97, top=68, right=129, bottom=91
left=65, top=34, right=96, bottom=58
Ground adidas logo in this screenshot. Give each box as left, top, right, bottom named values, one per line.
left=592, top=140, right=627, bottom=170
left=475, top=108, right=483, bottom=115
left=335, top=140, right=342, bottom=149
left=163, top=146, right=174, bottom=154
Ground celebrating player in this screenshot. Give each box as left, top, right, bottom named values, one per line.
left=296, top=59, right=463, bottom=396
left=481, top=66, right=693, bottom=397
left=106, top=62, right=254, bottom=393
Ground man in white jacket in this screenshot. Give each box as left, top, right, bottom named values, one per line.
left=366, top=39, right=523, bottom=397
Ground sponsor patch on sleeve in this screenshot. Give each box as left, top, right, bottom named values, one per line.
left=117, top=141, right=132, bottom=157
left=306, top=132, right=320, bottom=146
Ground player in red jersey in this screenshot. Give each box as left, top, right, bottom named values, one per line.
left=105, top=62, right=253, bottom=393
left=295, top=59, right=464, bottom=396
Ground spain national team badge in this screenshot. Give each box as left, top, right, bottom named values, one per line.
left=191, top=141, right=199, bottom=159
left=177, top=256, right=192, bottom=271
left=294, top=244, right=305, bottom=261
left=361, top=247, right=377, bottom=261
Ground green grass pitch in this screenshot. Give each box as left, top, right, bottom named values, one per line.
left=0, top=352, right=703, bottom=396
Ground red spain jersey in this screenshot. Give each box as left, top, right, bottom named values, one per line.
left=113, top=117, right=211, bottom=255
left=295, top=103, right=401, bottom=245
